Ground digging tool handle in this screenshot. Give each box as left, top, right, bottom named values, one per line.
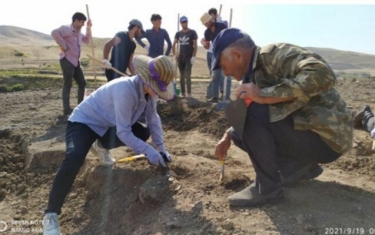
left=219, top=159, right=225, bottom=182
left=86, top=4, right=97, bottom=87
left=117, top=154, right=146, bottom=163
left=86, top=54, right=130, bottom=77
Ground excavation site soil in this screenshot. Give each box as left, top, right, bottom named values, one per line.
left=1, top=77, right=375, bottom=235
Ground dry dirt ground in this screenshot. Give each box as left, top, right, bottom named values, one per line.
left=1, top=77, right=375, bottom=235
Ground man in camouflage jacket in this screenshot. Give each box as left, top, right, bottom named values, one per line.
left=213, top=28, right=353, bottom=207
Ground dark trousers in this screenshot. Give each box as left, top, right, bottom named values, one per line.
left=60, top=58, right=86, bottom=113
left=230, top=103, right=341, bottom=195
left=178, top=56, right=193, bottom=95
left=45, top=121, right=150, bottom=215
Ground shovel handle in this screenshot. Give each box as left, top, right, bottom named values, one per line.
left=86, top=54, right=129, bottom=77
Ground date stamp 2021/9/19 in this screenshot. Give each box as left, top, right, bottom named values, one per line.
left=324, top=227, right=375, bottom=235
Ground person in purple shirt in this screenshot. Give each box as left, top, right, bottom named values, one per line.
left=51, top=12, right=92, bottom=115
left=136, top=14, right=172, bottom=58
left=42, top=55, right=176, bottom=235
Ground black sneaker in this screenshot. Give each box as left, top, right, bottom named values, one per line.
left=207, top=97, right=219, bottom=103
left=63, top=108, right=73, bottom=115
left=353, top=105, right=372, bottom=128
left=281, top=163, right=323, bottom=187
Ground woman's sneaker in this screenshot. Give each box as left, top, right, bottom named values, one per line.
left=90, top=140, right=116, bottom=166
left=43, top=213, right=61, bottom=235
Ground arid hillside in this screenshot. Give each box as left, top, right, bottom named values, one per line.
left=1, top=25, right=375, bottom=77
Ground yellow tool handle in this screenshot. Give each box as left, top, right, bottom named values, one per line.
left=117, top=154, right=146, bottom=163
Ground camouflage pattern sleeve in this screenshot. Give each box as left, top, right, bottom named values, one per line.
left=258, top=43, right=337, bottom=103
left=250, top=43, right=352, bottom=153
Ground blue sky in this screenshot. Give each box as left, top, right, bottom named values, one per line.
left=0, top=1, right=374, bottom=55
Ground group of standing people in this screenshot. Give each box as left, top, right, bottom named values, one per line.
left=51, top=8, right=233, bottom=115
left=44, top=7, right=356, bottom=235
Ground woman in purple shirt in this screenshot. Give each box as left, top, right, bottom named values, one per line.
left=42, top=55, right=176, bottom=235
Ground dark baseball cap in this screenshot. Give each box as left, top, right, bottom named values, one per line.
left=129, top=19, right=145, bottom=34
left=180, top=16, right=188, bottom=23
left=211, top=28, right=252, bottom=70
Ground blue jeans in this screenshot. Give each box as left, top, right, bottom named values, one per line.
left=230, top=103, right=341, bottom=195
left=60, top=58, right=86, bottom=113
left=206, top=52, right=224, bottom=99
left=220, top=76, right=232, bottom=100
left=178, top=55, right=193, bottom=95
left=45, top=121, right=150, bottom=215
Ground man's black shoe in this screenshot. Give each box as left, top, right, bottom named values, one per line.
left=207, top=97, right=219, bottom=103
left=281, top=163, right=323, bottom=187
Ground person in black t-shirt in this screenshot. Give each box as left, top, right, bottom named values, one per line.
left=103, top=19, right=144, bottom=81
left=172, top=16, right=198, bottom=97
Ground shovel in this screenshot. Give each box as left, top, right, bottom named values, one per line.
left=173, top=13, right=181, bottom=97
left=224, top=98, right=252, bottom=137
left=216, top=76, right=229, bottom=110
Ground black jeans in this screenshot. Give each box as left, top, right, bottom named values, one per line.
left=45, top=121, right=150, bottom=215
left=178, top=55, right=193, bottom=95
left=60, top=58, right=86, bottom=113
left=230, top=103, right=341, bottom=195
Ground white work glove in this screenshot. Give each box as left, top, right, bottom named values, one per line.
left=371, top=128, right=375, bottom=138
left=145, top=147, right=167, bottom=167
left=145, top=45, right=150, bottom=52
left=200, top=38, right=207, bottom=47
left=190, top=57, right=196, bottom=65
left=216, top=15, right=223, bottom=22
left=103, top=59, right=111, bottom=69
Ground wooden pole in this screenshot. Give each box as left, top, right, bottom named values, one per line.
left=86, top=4, right=97, bottom=88
left=86, top=54, right=128, bottom=77
left=175, top=13, right=180, bottom=83
left=229, top=8, right=233, bottom=28
left=219, top=4, right=222, bottom=15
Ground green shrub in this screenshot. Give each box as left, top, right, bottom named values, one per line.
left=0, top=85, right=9, bottom=92
left=14, top=51, right=24, bottom=57
left=10, top=84, right=25, bottom=92
left=81, top=58, right=90, bottom=67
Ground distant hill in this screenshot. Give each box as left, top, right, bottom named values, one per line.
left=307, top=47, right=375, bottom=71
left=0, top=25, right=374, bottom=75
left=0, top=25, right=54, bottom=46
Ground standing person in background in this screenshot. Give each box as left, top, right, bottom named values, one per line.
left=102, top=19, right=144, bottom=81
left=136, top=14, right=172, bottom=58
left=208, top=7, right=232, bottom=101
left=200, top=12, right=227, bottom=103
left=51, top=12, right=92, bottom=115
left=172, top=16, right=198, bottom=97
